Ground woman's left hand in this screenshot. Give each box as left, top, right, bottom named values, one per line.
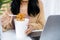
left=25, top=23, right=34, bottom=35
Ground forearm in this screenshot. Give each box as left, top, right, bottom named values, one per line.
left=29, top=22, right=44, bottom=30
left=1, top=15, right=14, bottom=32
left=2, top=22, right=13, bottom=32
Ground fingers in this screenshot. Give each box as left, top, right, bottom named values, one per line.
left=25, top=25, right=33, bottom=35
left=1, top=16, right=10, bottom=23
left=25, top=28, right=32, bottom=35
left=1, top=14, right=12, bottom=26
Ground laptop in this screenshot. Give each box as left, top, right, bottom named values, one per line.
left=40, top=15, right=60, bottom=40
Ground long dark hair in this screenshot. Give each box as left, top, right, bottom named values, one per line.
left=11, top=0, right=40, bottom=16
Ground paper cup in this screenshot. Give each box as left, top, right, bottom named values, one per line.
left=14, top=18, right=29, bottom=39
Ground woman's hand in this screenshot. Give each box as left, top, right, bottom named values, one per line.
left=1, top=14, right=11, bottom=25
left=25, top=23, right=35, bottom=35
left=1, top=14, right=12, bottom=31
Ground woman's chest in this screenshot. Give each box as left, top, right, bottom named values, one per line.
left=20, top=4, right=28, bottom=15
left=19, top=3, right=38, bottom=22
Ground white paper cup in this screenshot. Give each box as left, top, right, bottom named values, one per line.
left=14, top=18, right=29, bottom=39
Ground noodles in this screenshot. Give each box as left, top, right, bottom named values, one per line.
left=16, top=13, right=26, bottom=21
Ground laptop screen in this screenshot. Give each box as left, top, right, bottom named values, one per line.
left=40, top=15, right=60, bottom=40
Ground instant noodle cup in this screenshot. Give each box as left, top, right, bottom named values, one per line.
left=14, top=13, right=29, bottom=39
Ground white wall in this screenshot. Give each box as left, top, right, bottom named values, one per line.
left=42, top=0, right=60, bottom=21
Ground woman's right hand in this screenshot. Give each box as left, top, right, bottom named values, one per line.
left=1, top=13, right=13, bottom=31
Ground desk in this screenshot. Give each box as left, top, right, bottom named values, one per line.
left=1, top=30, right=42, bottom=40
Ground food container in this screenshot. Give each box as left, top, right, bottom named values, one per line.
left=14, top=18, right=29, bottom=39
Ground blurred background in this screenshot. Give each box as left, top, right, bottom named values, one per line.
left=0, top=0, right=60, bottom=39
left=0, top=0, right=11, bottom=15
left=42, top=0, right=60, bottom=21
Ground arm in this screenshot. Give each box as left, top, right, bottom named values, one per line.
left=26, top=0, right=45, bottom=34
left=1, top=3, right=13, bottom=32
left=29, top=0, right=45, bottom=30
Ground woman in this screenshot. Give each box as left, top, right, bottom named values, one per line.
left=1, top=0, right=45, bottom=40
